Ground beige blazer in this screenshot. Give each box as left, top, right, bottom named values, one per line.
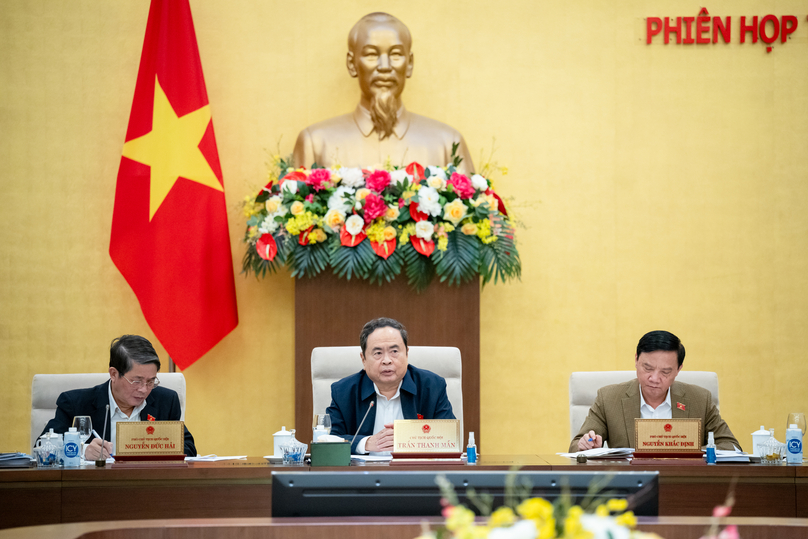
left=569, top=379, right=741, bottom=452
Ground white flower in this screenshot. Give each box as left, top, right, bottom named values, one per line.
left=416, top=186, right=442, bottom=217
left=281, top=179, right=298, bottom=195
left=345, top=214, right=364, bottom=236
left=258, top=215, right=280, bottom=234
left=471, top=174, right=489, bottom=191
left=390, top=169, right=413, bottom=186
left=578, top=515, right=631, bottom=539
left=414, top=220, right=434, bottom=240
left=328, top=186, right=355, bottom=213
left=339, top=167, right=365, bottom=188
left=488, top=520, right=537, bottom=539
left=426, top=166, right=447, bottom=181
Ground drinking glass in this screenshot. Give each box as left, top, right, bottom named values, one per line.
left=315, top=414, right=332, bottom=434
left=72, top=416, right=92, bottom=458
left=787, top=412, right=806, bottom=437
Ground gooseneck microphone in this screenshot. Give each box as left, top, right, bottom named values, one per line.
left=351, top=401, right=375, bottom=447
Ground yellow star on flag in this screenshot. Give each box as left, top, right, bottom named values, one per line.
left=122, top=76, right=223, bottom=220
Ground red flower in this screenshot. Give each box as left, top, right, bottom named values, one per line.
left=306, top=169, right=331, bottom=192
left=366, top=170, right=392, bottom=192
left=305, top=194, right=314, bottom=203
left=448, top=172, right=475, bottom=199
left=412, top=237, right=435, bottom=257
left=363, top=193, right=388, bottom=223
left=298, top=226, right=314, bottom=245
left=371, top=238, right=396, bottom=259
left=485, top=189, right=509, bottom=217
left=256, top=234, right=277, bottom=261
left=409, top=203, right=428, bottom=222
left=281, top=170, right=307, bottom=185
left=340, top=226, right=367, bottom=247
left=406, top=162, right=425, bottom=181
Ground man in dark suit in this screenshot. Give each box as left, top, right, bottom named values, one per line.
left=42, top=335, right=196, bottom=457
left=570, top=330, right=740, bottom=452
left=327, top=317, right=455, bottom=453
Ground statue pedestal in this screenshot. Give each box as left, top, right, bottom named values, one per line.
left=295, top=272, right=480, bottom=447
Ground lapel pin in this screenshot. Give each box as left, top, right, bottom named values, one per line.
left=676, top=402, right=685, bottom=411
left=147, top=414, right=156, bottom=421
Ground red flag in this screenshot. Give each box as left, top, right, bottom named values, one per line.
left=110, top=0, right=238, bottom=369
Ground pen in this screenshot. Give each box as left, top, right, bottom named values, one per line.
left=92, top=429, right=102, bottom=440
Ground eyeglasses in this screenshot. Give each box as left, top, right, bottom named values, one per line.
left=121, top=374, right=160, bottom=389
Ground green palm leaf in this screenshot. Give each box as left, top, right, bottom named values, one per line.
left=368, top=248, right=404, bottom=285
left=434, top=230, right=480, bottom=286
left=401, top=242, right=435, bottom=292
left=330, top=237, right=374, bottom=281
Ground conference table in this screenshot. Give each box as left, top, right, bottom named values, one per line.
left=1, top=454, right=805, bottom=531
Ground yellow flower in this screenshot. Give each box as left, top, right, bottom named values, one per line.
left=442, top=199, right=468, bottom=226
left=401, top=190, right=417, bottom=202
left=307, top=228, right=327, bottom=244
left=537, top=518, right=556, bottom=539
left=476, top=219, right=497, bottom=244
left=399, top=223, right=416, bottom=245
left=285, top=212, right=316, bottom=235
left=365, top=219, right=387, bottom=243
left=461, top=222, right=478, bottom=236
left=356, top=188, right=371, bottom=201
left=595, top=504, right=609, bottom=517
left=606, top=499, right=628, bottom=512
left=290, top=200, right=305, bottom=216
left=445, top=505, right=475, bottom=532
left=437, top=235, right=448, bottom=251
left=265, top=195, right=283, bottom=214
left=517, top=497, right=553, bottom=522
left=247, top=226, right=258, bottom=239
left=615, top=511, right=637, bottom=528
left=500, top=166, right=508, bottom=175
left=383, top=226, right=397, bottom=241
left=323, top=208, right=346, bottom=232
left=487, top=506, right=516, bottom=528
left=385, top=205, right=400, bottom=221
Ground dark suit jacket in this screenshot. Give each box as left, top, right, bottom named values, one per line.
left=569, top=379, right=740, bottom=452
left=327, top=365, right=455, bottom=453
left=42, top=381, right=197, bottom=456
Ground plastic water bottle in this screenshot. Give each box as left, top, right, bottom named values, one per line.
left=466, top=432, right=477, bottom=465
left=705, top=431, right=716, bottom=465
left=786, top=424, right=803, bottom=464
left=63, top=427, right=81, bottom=467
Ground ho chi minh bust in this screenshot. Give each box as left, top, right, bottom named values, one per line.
left=293, top=12, right=474, bottom=173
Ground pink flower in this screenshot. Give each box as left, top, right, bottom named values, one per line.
left=447, top=172, right=475, bottom=199
left=366, top=170, right=392, bottom=192
left=306, top=168, right=331, bottom=192
left=305, top=194, right=314, bottom=203
left=712, top=505, right=732, bottom=518
left=362, top=193, right=388, bottom=223
left=398, top=198, right=405, bottom=208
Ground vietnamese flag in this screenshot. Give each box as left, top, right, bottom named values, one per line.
left=110, top=0, right=238, bottom=369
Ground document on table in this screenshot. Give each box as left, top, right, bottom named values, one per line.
left=557, top=447, right=634, bottom=458
left=712, top=449, right=750, bottom=463
left=351, top=454, right=393, bottom=462
left=185, top=454, right=248, bottom=462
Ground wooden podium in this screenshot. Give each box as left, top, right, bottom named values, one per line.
left=295, top=272, right=480, bottom=447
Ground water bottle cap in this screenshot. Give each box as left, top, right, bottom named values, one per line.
left=790, top=424, right=798, bottom=429
left=68, top=427, right=77, bottom=433
left=707, top=431, right=715, bottom=443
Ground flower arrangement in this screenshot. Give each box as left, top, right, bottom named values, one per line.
left=241, top=147, right=520, bottom=292
left=415, top=475, right=663, bottom=539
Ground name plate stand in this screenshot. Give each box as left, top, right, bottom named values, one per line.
left=633, top=418, right=703, bottom=459
left=113, top=421, right=187, bottom=466
left=390, top=419, right=462, bottom=463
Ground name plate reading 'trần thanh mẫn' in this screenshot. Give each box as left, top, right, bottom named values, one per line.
left=115, top=421, right=185, bottom=461
left=392, top=419, right=461, bottom=458
left=634, top=418, right=702, bottom=456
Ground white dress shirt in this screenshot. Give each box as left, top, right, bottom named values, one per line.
left=107, top=383, right=147, bottom=455
left=356, top=381, right=404, bottom=455
left=639, top=384, right=673, bottom=419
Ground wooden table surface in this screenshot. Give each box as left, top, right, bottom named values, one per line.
left=1, top=455, right=804, bottom=530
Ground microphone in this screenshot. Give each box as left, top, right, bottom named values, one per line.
left=96, top=404, right=110, bottom=466
left=351, top=401, right=375, bottom=447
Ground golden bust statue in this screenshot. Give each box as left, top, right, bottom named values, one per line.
left=293, top=12, right=474, bottom=173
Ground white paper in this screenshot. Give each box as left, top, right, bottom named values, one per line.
left=557, top=447, right=634, bottom=458
left=185, top=454, right=247, bottom=462
left=351, top=455, right=393, bottom=462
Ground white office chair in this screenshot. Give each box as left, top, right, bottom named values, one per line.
left=568, top=371, right=719, bottom=439
left=311, top=346, right=463, bottom=434
left=31, top=373, right=187, bottom=450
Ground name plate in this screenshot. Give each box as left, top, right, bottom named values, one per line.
left=116, top=421, right=185, bottom=459
left=634, top=418, right=702, bottom=455
left=392, top=419, right=461, bottom=457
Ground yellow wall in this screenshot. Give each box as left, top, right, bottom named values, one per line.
left=2, top=0, right=806, bottom=456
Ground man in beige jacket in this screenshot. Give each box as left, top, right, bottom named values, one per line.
left=570, top=330, right=740, bottom=452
